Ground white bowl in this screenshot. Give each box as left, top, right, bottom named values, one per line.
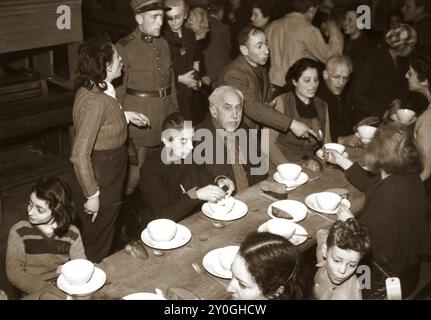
left=218, top=246, right=240, bottom=271
left=277, top=163, right=302, bottom=181
left=208, top=196, right=235, bottom=215
left=357, top=126, right=377, bottom=140
left=316, top=192, right=342, bottom=211
left=265, top=218, right=296, bottom=239
left=324, top=143, right=346, bottom=154
left=61, top=259, right=95, bottom=286
left=396, top=109, right=416, bottom=123
left=147, top=219, right=177, bottom=242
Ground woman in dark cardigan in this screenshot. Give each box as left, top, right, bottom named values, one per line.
left=70, top=37, right=149, bottom=262
left=269, top=58, right=331, bottom=165
left=324, top=122, right=428, bottom=298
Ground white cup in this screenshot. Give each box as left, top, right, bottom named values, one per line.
left=277, top=163, right=302, bottom=181
left=357, top=126, right=377, bottom=140
left=208, top=196, right=235, bottom=215
left=218, top=246, right=239, bottom=271
left=147, top=219, right=177, bottom=242
left=396, top=109, right=416, bottom=124
left=265, top=218, right=296, bottom=239
left=316, top=192, right=342, bottom=211
left=61, top=259, right=94, bottom=286
left=324, top=143, right=346, bottom=154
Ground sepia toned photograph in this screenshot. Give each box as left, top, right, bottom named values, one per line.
left=0, top=0, right=430, bottom=304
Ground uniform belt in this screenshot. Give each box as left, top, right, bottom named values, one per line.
left=127, top=87, right=171, bottom=98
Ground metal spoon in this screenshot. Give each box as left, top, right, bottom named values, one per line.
left=212, top=222, right=225, bottom=228
left=152, top=249, right=165, bottom=256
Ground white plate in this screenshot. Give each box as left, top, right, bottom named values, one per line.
left=122, top=292, right=166, bottom=300
left=202, top=199, right=248, bottom=221
left=141, top=224, right=191, bottom=250
left=57, top=267, right=106, bottom=296
left=316, top=149, right=349, bottom=160
left=202, top=246, right=239, bottom=279
left=305, top=193, right=351, bottom=215
left=258, top=221, right=309, bottom=246
left=267, top=200, right=308, bottom=222
left=273, top=172, right=309, bottom=189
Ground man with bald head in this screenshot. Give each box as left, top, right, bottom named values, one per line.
left=318, top=55, right=361, bottom=147
left=196, top=86, right=267, bottom=193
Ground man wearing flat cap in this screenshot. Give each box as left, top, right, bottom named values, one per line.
left=116, top=0, right=179, bottom=194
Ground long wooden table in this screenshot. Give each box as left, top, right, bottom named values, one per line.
left=95, top=147, right=366, bottom=300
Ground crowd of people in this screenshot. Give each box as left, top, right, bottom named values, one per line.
left=4, top=0, right=431, bottom=300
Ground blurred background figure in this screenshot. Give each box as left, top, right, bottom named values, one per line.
left=402, top=0, right=431, bottom=54
left=226, top=0, right=252, bottom=58
left=203, top=1, right=232, bottom=89
left=250, top=0, right=274, bottom=31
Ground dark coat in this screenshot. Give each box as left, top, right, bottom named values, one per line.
left=318, top=84, right=357, bottom=140
left=163, top=26, right=201, bottom=121
left=219, top=55, right=294, bottom=132
left=195, top=117, right=268, bottom=189
left=414, top=15, right=431, bottom=54
left=346, top=163, right=429, bottom=296
left=350, top=45, right=409, bottom=119
left=131, top=147, right=216, bottom=227
left=203, top=16, right=232, bottom=88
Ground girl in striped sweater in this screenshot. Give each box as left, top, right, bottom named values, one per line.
left=6, top=177, right=86, bottom=295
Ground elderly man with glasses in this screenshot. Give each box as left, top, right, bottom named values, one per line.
left=317, top=55, right=362, bottom=147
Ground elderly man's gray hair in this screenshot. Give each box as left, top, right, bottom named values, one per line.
left=326, top=55, right=354, bottom=73
left=209, top=86, right=244, bottom=107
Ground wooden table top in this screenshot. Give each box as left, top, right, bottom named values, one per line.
left=95, top=147, right=367, bottom=300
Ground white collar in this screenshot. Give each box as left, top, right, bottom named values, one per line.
left=104, top=81, right=116, bottom=99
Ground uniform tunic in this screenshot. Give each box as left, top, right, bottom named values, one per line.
left=116, top=28, right=179, bottom=147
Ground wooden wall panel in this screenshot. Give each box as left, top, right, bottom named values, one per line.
left=0, top=0, right=83, bottom=53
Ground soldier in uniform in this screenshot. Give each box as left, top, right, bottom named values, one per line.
left=116, top=0, right=179, bottom=194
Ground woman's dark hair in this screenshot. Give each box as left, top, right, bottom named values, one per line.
left=32, top=177, right=75, bottom=237
left=75, top=35, right=115, bottom=92
left=365, top=122, right=421, bottom=175
left=327, top=218, right=371, bottom=257
left=285, top=58, right=321, bottom=90
left=250, top=0, right=274, bottom=19
left=239, top=232, right=304, bottom=300
left=409, top=51, right=431, bottom=86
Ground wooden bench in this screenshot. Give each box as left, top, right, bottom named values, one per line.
left=0, top=77, right=74, bottom=223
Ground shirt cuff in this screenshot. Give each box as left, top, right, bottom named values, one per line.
left=123, top=111, right=131, bottom=124
left=86, top=190, right=100, bottom=200
left=186, top=187, right=199, bottom=200
left=214, top=175, right=229, bottom=184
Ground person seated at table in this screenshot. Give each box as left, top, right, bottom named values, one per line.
left=124, top=112, right=233, bottom=239
left=405, top=52, right=431, bottom=183
left=227, top=231, right=305, bottom=300
left=323, top=122, right=429, bottom=298
left=317, top=55, right=362, bottom=147
left=313, top=218, right=371, bottom=300
left=6, top=178, right=86, bottom=295
left=196, top=85, right=268, bottom=194
left=268, top=58, right=331, bottom=165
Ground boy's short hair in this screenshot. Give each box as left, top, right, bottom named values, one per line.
left=237, top=25, right=264, bottom=47
left=326, top=218, right=371, bottom=257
